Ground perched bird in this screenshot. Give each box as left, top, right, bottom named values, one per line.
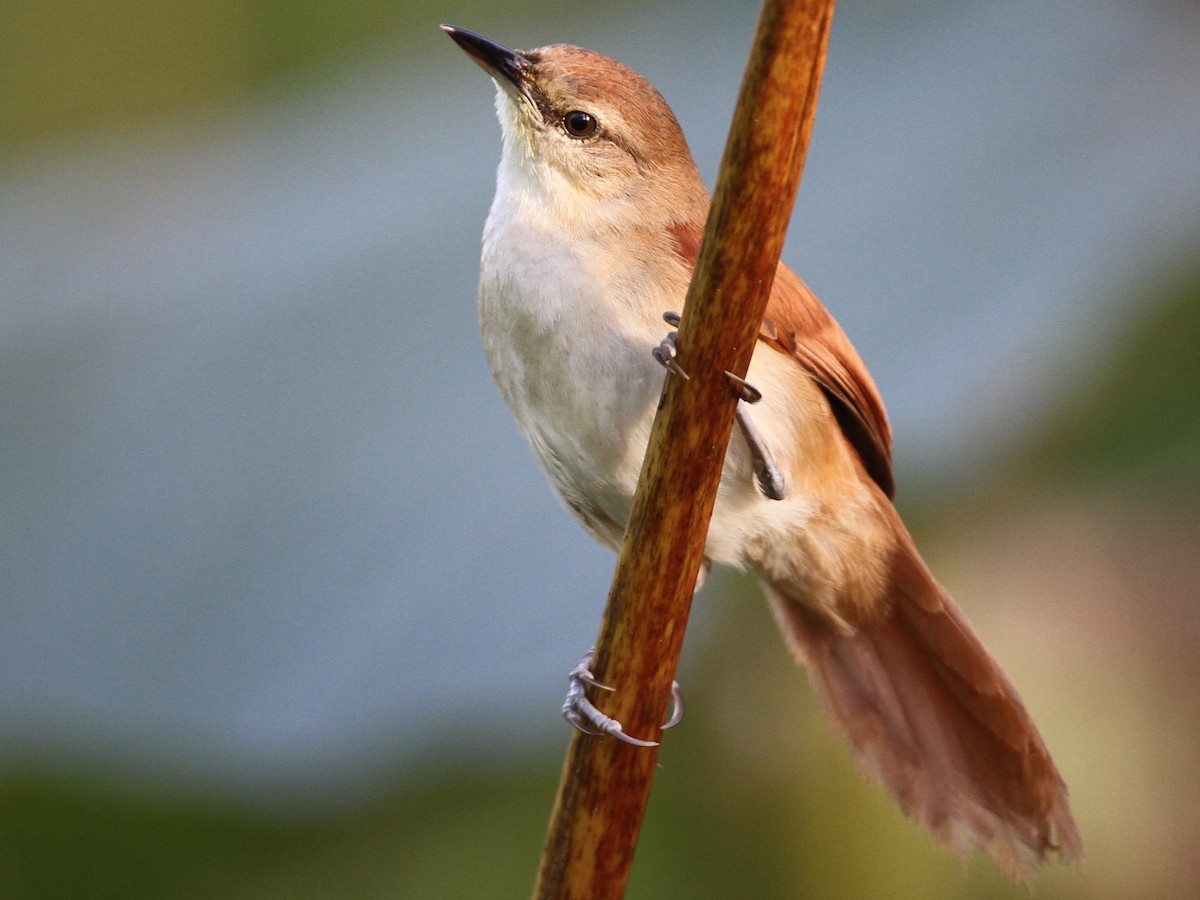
left=443, top=24, right=1081, bottom=881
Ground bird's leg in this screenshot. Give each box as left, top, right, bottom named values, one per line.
left=725, top=372, right=787, bottom=501
left=562, top=649, right=684, bottom=746
left=653, top=312, right=786, bottom=501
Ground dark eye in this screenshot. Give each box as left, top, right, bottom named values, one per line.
left=562, top=110, right=598, bottom=138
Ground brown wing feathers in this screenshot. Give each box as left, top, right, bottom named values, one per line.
left=760, top=264, right=895, bottom=498
left=668, top=223, right=894, bottom=497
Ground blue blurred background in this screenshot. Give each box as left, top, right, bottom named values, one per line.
left=1, top=1, right=1198, bottom=897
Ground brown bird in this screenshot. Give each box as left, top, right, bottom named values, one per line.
left=444, top=24, right=1082, bottom=881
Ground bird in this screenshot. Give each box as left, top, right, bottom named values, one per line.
left=442, top=23, right=1082, bottom=881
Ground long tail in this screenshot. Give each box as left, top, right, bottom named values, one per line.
left=760, top=510, right=1082, bottom=881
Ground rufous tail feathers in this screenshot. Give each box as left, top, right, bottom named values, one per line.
left=761, top=511, right=1082, bottom=881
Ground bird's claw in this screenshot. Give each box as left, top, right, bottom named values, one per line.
left=664, top=680, right=685, bottom=730
left=652, top=314, right=690, bottom=381
left=562, top=649, right=684, bottom=747
left=724, top=370, right=763, bottom=404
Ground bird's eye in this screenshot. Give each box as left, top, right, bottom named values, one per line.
left=562, top=110, right=598, bottom=138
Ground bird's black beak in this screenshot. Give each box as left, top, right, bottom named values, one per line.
left=441, top=25, right=539, bottom=110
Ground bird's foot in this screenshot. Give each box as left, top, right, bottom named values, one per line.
left=651, top=311, right=689, bottom=380
left=562, top=649, right=684, bottom=747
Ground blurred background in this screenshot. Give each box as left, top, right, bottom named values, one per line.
left=1, top=0, right=1197, bottom=897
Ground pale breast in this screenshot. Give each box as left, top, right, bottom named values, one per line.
left=478, top=215, right=669, bottom=538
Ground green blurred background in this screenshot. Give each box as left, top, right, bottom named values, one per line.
left=1, top=1, right=1198, bottom=898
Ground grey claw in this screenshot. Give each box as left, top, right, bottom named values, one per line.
left=724, top=370, right=763, bottom=404
left=562, top=650, right=659, bottom=747
left=652, top=333, right=690, bottom=381
left=662, top=681, right=684, bottom=730
left=568, top=653, right=613, bottom=691
left=653, top=311, right=690, bottom=379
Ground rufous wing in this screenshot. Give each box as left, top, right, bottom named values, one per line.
left=668, top=222, right=894, bottom=497
left=759, top=263, right=895, bottom=498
